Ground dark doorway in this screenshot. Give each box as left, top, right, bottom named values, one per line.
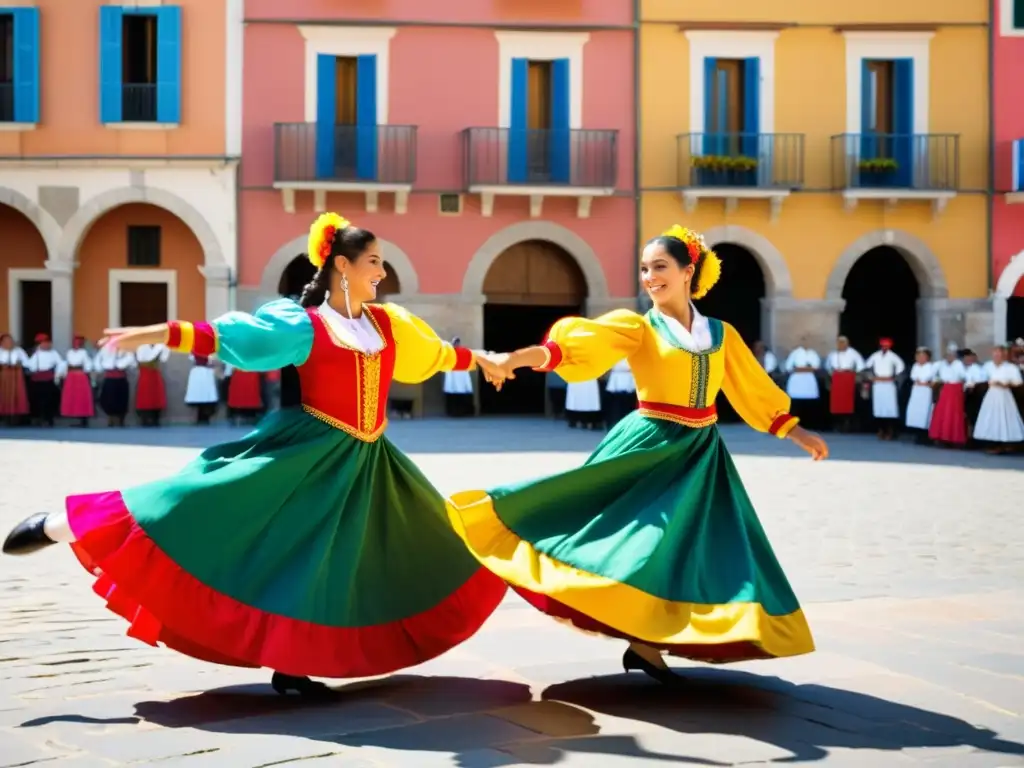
left=120, top=282, right=169, bottom=327
left=840, top=246, right=920, bottom=364
left=278, top=255, right=317, bottom=300
left=19, top=281, right=52, bottom=345
left=693, top=244, right=766, bottom=423
left=481, top=240, right=587, bottom=415
left=377, top=261, right=400, bottom=300
left=1007, top=295, right=1024, bottom=344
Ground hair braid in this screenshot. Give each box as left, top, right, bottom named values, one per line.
left=299, top=267, right=329, bottom=308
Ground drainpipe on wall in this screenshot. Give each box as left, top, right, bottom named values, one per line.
left=988, top=0, right=995, bottom=297
left=231, top=160, right=241, bottom=311
left=632, top=0, right=642, bottom=311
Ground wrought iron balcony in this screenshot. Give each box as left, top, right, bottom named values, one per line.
left=830, top=133, right=959, bottom=191
left=676, top=133, right=805, bottom=189
left=1013, top=139, right=1024, bottom=193
left=273, top=123, right=417, bottom=185
left=0, top=82, right=13, bottom=122
left=122, top=83, right=157, bottom=122
left=462, top=127, right=618, bottom=189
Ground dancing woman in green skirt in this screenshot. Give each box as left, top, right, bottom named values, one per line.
left=447, top=225, right=829, bottom=685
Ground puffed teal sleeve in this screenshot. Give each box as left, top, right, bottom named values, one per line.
left=720, top=322, right=798, bottom=438
left=533, top=309, right=645, bottom=383
left=383, top=303, right=477, bottom=384
left=166, top=298, right=314, bottom=372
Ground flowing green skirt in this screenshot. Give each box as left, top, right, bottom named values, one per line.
left=66, top=408, right=507, bottom=677
left=447, top=411, right=814, bottom=662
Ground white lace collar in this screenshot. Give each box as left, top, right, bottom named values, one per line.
left=652, top=304, right=713, bottom=353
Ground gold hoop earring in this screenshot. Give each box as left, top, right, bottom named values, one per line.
left=341, top=275, right=353, bottom=318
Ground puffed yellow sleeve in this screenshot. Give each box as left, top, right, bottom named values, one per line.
left=533, top=309, right=645, bottom=383
left=720, top=322, right=799, bottom=438
left=383, top=303, right=476, bottom=384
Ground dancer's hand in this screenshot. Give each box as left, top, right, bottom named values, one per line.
left=474, top=352, right=516, bottom=391
left=99, top=325, right=167, bottom=352
left=788, top=426, right=828, bottom=461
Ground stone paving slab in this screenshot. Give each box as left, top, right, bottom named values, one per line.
left=1, top=420, right=1023, bottom=766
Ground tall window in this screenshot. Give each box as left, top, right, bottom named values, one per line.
left=865, top=60, right=894, bottom=135
left=122, top=14, right=157, bottom=121
left=527, top=61, right=552, bottom=179
left=0, top=14, right=12, bottom=122
left=708, top=59, right=745, bottom=135
left=333, top=56, right=358, bottom=176
left=127, top=225, right=161, bottom=267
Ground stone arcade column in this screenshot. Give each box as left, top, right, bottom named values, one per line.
left=44, top=259, right=75, bottom=350
left=200, top=264, right=233, bottom=320
left=761, top=297, right=846, bottom=356
left=917, top=297, right=995, bottom=353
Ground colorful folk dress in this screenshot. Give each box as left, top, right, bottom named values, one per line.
left=65, top=299, right=507, bottom=678
left=447, top=307, right=814, bottom=664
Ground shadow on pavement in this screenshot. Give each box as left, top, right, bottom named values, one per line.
left=2, top=418, right=1021, bottom=469
left=21, top=672, right=1024, bottom=765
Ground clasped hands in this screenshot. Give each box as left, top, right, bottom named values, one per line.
left=473, top=352, right=517, bottom=392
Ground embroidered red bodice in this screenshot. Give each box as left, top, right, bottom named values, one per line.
left=296, top=306, right=397, bottom=440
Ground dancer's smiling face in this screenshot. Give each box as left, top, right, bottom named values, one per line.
left=334, top=237, right=387, bottom=304
left=640, top=238, right=694, bottom=308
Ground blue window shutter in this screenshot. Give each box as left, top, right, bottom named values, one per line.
left=891, top=58, right=914, bottom=187
left=356, top=54, right=378, bottom=181
left=315, top=54, right=336, bottom=179
left=859, top=60, right=875, bottom=165
left=11, top=8, right=40, bottom=124
left=99, top=6, right=123, bottom=123
left=155, top=6, right=182, bottom=124
left=702, top=57, right=718, bottom=155
left=507, top=57, right=528, bottom=183
left=549, top=58, right=571, bottom=184
left=1014, top=139, right=1023, bottom=192
left=741, top=57, right=760, bottom=158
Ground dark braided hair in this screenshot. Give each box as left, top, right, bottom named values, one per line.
left=298, top=225, right=377, bottom=308
left=281, top=225, right=378, bottom=409
left=647, top=235, right=704, bottom=289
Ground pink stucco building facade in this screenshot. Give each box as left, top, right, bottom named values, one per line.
left=239, top=0, right=636, bottom=413
left=993, top=0, right=1024, bottom=340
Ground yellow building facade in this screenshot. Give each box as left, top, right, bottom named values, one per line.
left=639, top=0, right=992, bottom=360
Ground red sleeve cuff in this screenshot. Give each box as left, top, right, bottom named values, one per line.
left=165, top=321, right=218, bottom=356
left=532, top=340, right=564, bottom=372
left=452, top=346, right=475, bottom=372
left=769, top=413, right=799, bottom=438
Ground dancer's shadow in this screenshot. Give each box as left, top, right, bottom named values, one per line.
left=19, top=671, right=1024, bottom=765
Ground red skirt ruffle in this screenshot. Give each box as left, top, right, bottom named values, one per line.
left=67, top=490, right=506, bottom=678
left=136, top=368, right=166, bottom=411
left=60, top=371, right=95, bottom=418
left=928, top=383, right=967, bottom=445
left=829, top=371, right=856, bottom=415
left=0, top=366, right=29, bottom=415
left=228, top=370, right=262, bottom=410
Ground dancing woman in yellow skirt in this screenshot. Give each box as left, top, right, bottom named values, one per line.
left=447, top=226, right=829, bottom=685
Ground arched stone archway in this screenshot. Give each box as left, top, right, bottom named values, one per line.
left=258, top=234, right=421, bottom=302
left=699, top=225, right=793, bottom=298
left=462, top=221, right=609, bottom=304
left=58, top=187, right=228, bottom=268
left=0, top=187, right=62, bottom=260
left=826, top=230, right=948, bottom=301
left=994, top=250, right=1024, bottom=343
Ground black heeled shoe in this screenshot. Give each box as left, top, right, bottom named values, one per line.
left=270, top=672, right=337, bottom=700
left=3, top=514, right=56, bottom=556
left=622, top=648, right=684, bottom=687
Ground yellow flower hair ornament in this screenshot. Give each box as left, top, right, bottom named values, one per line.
left=660, top=224, right=722, bottom=300
left=307, top=212, right=351, bottom=270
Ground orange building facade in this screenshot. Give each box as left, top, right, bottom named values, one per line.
left=0, top=0, right=240, bottom=365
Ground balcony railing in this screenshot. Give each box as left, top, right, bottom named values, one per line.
left=274, top=123, right=417, bottom=185
left=462, top=127, right=618, bottom=188
left=123, top=83, right=157, bottom=122
left=1013, top=139, right=1024, bottom=193
left=677, top=133, right=804, bottom=189
left=0, top=82, right=13, bottom=122
left=830, top=133, right=959, bottom=190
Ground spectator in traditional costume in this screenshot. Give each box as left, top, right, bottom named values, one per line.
left=783, top=340, right=822, bottom=429
left=26, top=334, right=62, bottom=427
left=0, top=333, right=30, bottom=425
left=135, top=341, right=170, bottom=427
left=962, top=348, right=988, bottom=447
left=973, top=344, right=1024, bottom=454
left=824, top=335, right=865, bottom=433
left=185, top=354, right=220, bottom=424
left=443, top=337, right=475, bottom=417
left=565, top=376, right=603, bottom=430
left=865, top=338, right=905, bottom=440
left=928, top=342, right=968, bottom=448
left=904, top=347, right=935, bottom=444
left=60, top=335, right=95, bottom=427
left=95, top=345, right=135, bottom=427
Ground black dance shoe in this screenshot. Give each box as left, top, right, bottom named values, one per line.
left=622, top=648, right=685, bottom=687
left=270, top=672, right=337, bottom=700
left=2, top=514, right=56, bottom=556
